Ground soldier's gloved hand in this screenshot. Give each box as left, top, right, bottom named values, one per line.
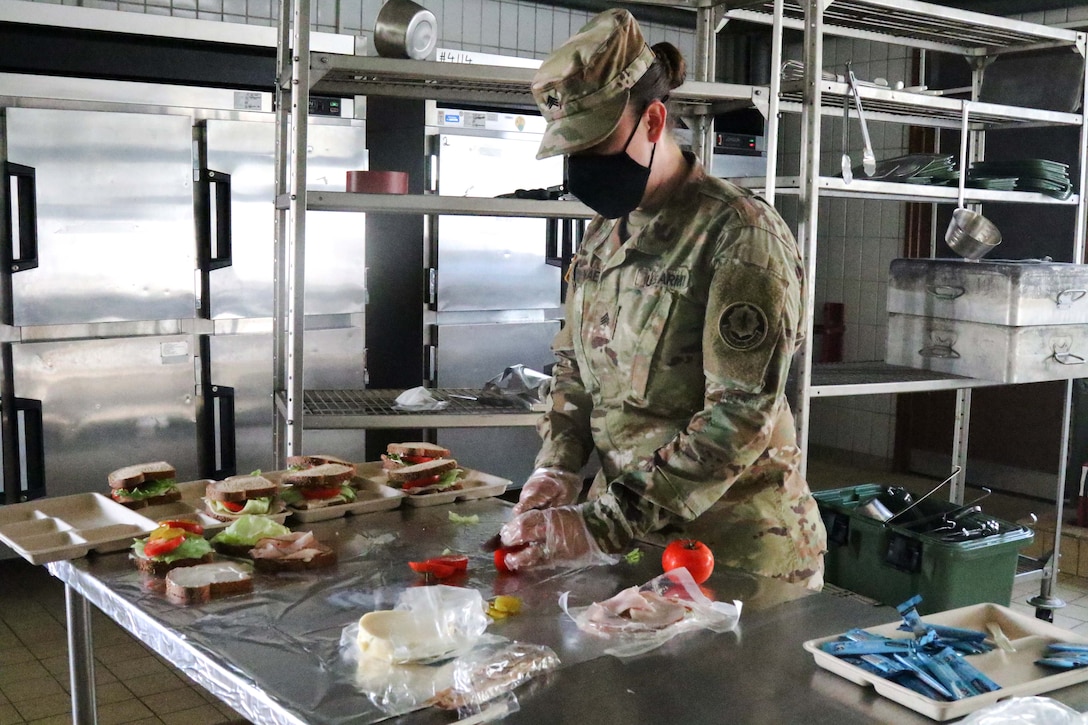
left=498, top=506, right=617, bottom=571
left=512, top=467, right=582, bottom=516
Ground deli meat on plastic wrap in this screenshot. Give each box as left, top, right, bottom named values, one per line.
left=250, top=530, right=336, bottom=571
left=584, top=586, right=688, bottom=633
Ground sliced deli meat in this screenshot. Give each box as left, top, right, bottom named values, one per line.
left=250, top=531, right=336, bottom=571
left=582, top=587, right=688, bottom=633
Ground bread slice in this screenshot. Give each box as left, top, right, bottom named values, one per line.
left=165, top=561, right=254, bottom=605
left=250, top=531, right=337, bottom=572
left=108, top=461, right=177, bottom=490
left=386, top=442, right=451, bottom=459
left=386, top=458, right=458, bottom=484
left=132, top=550, right=215, bottom=577
left=282, top=463, right=355, bottom=489
left=205, top=474, right=279, bottom=502
left=286, top=454, right=356, bottom=473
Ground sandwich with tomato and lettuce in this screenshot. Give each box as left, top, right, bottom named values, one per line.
left=386, top=457, right=465, bottom=495
left=380, top=442, right=451, bottom=470
left=203, top=474, right=284, bottom=522
left=109, top=461, right=181, bottom=510
left=280, top=462, right=358, bottom=511
left=130, top=519, right=214, bottom=576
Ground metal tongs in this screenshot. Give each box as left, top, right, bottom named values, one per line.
left=845, top=62, right=877, bottom=178
left=884, top=466, right=962, bottom=526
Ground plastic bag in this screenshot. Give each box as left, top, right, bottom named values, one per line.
left=481, top=365, right=550, bottom=409
left=559, top=567, right=742, bottom=657
left=340, top=586, right=495, bottom=715
left=394, top=386, right=449, bottom=411
left=429, top=641, right=561, bottom=713
left=959, top=696, right=1086, bottom=724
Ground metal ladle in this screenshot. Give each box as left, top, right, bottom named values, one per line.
left=845, top=62, right=876, bottom=177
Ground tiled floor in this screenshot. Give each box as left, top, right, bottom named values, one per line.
left=3, top=454, right=1088, bottom=723
left=0, top=557, right=248, bottom=725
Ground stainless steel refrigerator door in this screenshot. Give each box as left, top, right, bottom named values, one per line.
left=205, top=325, right=367, bottom=474
left=10, top=335, right=198, bottom=497
left=4, top=108, right=196, bottom=326
left=435, top=133, right=563, bottom=312
left=204, top=119, right=368, bottom=318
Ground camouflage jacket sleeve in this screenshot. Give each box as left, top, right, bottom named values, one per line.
left=533, top=270, right=595, bottom=474
left=583, top=218, right=803, bottom=552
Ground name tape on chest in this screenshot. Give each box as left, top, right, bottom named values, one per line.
left=718, top=301, right=768, bottom=351
left=574, top=261, right=691, bottom=290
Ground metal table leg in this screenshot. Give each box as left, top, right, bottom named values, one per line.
left=65, top=584, right=98, bottom=725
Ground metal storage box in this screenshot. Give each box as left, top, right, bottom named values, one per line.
left=886, top=312, right=1088, bottom=383
left=815, top=484, right=1033, bottom=615
left=888, top=258, right=1088, bottom=327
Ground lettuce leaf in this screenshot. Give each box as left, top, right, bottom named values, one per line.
left=206, top=498, right=274, bottom=517
left=210, top=514, right=290, bottom=546
left=113, top=478, right=177, bottom=501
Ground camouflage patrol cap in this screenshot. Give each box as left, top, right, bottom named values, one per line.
left=531, top=9, right=656, bottom=160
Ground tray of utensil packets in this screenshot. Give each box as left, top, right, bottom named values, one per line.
left=804, top=597, right=1088, bottom=721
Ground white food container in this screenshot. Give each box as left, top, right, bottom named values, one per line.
left=888, top=258, right=1088, bottom=326
left=886, top=312, right=1088, bottom=383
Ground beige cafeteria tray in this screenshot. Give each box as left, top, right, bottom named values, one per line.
left=804, top=602, right=1088, bottom=721
left=356, top=461, right=510, bottom=507
left=0, top=493, right=159, bottom=565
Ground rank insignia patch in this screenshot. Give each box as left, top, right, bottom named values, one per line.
left=719, top=302, right=768, bottom=351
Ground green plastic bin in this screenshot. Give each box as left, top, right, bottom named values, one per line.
left=815, top=484, right=1033, bottom=615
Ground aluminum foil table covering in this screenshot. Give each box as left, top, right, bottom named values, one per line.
left=44, top=498, right=1073, bottom=725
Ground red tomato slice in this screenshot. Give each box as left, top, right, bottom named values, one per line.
left=403, top=455, right=437, bottom=464
left=157, top=519, right=204, bottom=535
left=408, top=554, right=468, bottom=579
left=493, top=545, right=528, bottom=574
left=144, top=535, right=185, bottom=558
left=402, top=474, right=441, bottom=490
left=221, top=501, right=245, bottom=513
left=299, top=486, right=343, bottom=500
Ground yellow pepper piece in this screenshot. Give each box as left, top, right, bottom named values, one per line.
left=148, top=526, right=186, bottom=541
left=491, top=595, right=522, bottom=615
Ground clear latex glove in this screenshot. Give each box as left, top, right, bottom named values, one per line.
left=499, top=506, right=618, bottom=571
left=512, top=467, right=582, bottom=516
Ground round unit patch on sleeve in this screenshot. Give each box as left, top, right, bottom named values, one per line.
left=718, top=301, right=769, bottom=351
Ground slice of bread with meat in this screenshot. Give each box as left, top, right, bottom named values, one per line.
left=204, top=474, right=283, bottom=522
left=249, top=531, right=337, bottom=572
left=385, top=458, right=464, bottom=495
left=165, top=561, right=254, bottom=605
left=108, top=461, right=182, bottom=510
left=381, top=442, right=451, bottom=470
left=280, top=463, right=359, bottom=510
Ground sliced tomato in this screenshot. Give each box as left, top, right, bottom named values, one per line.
left=299, top=486, right=343, bottom=500
left=401, top=474, right=441, bottom=490
left=402, top=455, right=438, bottom=464
left=408, top=554, right=468, bottom=579
left=221, top=501, right=245, bottom=513
left=493, top=545, right=528, bottom=574
left=157, top=519, right=204, bottom=535
left=144, top=535, right=185, bottom=558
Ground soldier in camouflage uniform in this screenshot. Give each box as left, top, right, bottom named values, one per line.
left=498, top=9, right=826, bottom=589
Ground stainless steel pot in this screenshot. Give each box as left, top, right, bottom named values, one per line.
left=945, top=207, right=1002, bottom=260
left=374, top=0, right=437, bottom=60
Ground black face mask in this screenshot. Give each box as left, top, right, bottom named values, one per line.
left=566, top=118, right=656, bottom=219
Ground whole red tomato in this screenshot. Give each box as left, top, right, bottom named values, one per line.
left=661, top=539, right=714, bottom=584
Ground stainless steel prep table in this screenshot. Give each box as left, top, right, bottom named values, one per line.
left=44, top=498, right=1086, bottom=724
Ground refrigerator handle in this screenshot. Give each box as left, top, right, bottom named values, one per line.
left=4, top=163, right=39, bottom=273
left=196, top=335, right=237, bottom=479
left=13, top=398, right=45, bottom=502
left=207, top=384, right=237, bottom=480
left=197, top=168, right=233, bottom=271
